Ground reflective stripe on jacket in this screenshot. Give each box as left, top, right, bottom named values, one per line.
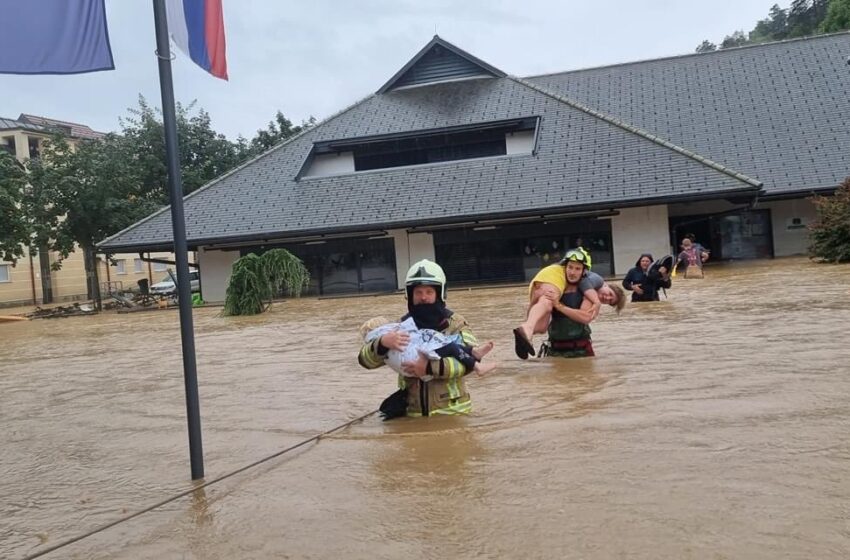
left=358, top=313, right=476, bottom=416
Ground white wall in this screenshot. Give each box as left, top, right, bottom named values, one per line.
left=302, top=151, right=354, bottom=177
left=610, top=205, right=670, bottom=275
left=505, top=130, right=535, bottom=154
left=197, top=247, right=239, bottom=303
left=388, top=229, right=435, bottom=289
left=763, top=198, right=816, bottom=256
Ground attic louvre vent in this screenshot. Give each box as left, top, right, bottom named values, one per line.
left=393, top=45, right=490, bottom=89
left=378, top=36, right=506, bottom=94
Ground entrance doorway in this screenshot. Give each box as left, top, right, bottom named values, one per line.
left=670, top=209, right=773, bottom=260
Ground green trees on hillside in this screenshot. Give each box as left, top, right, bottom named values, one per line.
left=696, top=0, right=849, bottom=52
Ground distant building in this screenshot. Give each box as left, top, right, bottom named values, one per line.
left=99, top=33, right=850, bottom=302
left=0, top=114, right=181, bottom=308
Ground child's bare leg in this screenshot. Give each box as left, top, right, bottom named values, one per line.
left=471, top=341, right=494, bottom=360
left=473, top=361, right=498, bottom=376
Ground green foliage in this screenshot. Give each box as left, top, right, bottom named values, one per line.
left=4, top=99, right=306, bottom=276
left=0, top=151, right=29, bottom=263
left=720, top=30, right=748, bottom=48
left=20, top=136, right=74, bottom=270
left=42, top=134, right=162, bottom=261
left=223, top=249, right=310, bottom=316
left=249, top=111, right=316, bottom=155
left=821, top=0, right=850, bottom=31
left=121, top=96, right=251, bottom=198
left=695, top=40, right=717, bottom=53
left=698, top=0, right=848, bottom=52
left=808, top=177, right=850, bottom=262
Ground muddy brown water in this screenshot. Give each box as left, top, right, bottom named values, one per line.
left=1, top=258, right=849, bottom=559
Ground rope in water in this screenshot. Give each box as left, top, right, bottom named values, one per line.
left=21, top=408, right=378, bottom=560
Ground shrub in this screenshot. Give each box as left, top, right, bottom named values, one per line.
left=223, top=249, right=310, bottom=315
left=808, top=177, right=850, bottom=263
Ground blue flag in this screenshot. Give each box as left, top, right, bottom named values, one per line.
left=0, top=0, right=115, bottom=75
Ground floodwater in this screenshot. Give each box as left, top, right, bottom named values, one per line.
left=1, top=257, right=848, bottom=559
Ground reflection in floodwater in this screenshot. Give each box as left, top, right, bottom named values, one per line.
left=1, top=258, right=849, bottom=559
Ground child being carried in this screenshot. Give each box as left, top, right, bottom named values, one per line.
left=359, top=316, right=496, bottom=378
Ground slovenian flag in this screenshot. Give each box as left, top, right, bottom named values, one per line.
left=0, top=0, right=114, bottom=75
left=165, top=0, right=228, bottom=80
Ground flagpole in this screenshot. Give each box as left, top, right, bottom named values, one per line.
left=151, top=0, right=205, bottom=480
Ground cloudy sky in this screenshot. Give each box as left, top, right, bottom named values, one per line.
left=3, top=0, right=780, bottom=140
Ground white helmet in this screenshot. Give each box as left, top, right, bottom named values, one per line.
left=404, top=259, right=447, bottom=302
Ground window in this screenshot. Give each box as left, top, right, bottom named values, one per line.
left=115, top=259, right=126, bottom=274
left=0, top=264, right=10, bottom=283
left=134, top=258, right=144, bottom=273
left=153, top=262, right=168, bottom=272
left=302, top=117, right=538, bottom=176
left=1, top=136, right=14, bottom=156
left=27, top=137, right=40, bottom=159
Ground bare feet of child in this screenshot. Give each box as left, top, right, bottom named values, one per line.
left=472, top=341, right=494, bottom=361
left=473, top=361, right=497, bottom=376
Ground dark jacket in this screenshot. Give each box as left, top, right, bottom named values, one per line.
left=622, top=253, right=671, bottom=302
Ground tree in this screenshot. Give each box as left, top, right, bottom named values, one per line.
left=223, top=249, right=310, bottom=316
left=720, top=30, right=749, bottom=49
left=695, top=40, right=717, bottom=53
left=821, top=0, right=850, bottom=31
left=787, top=0, right=817, bottom=37
left=0, top=151, right=29, bottom=263
left=811, top=0, right=831, bottom=25
left=45, top=134, right=162, bottom=309
left=20, top=139, right=73, bottom=302
left=750, top=4, right=788, bottom=43
left=249, top=111, right=316, bottom=155
left=120, top=96, right=250, bottom=198
left=767, top=4, right=789, bottom=38
left=808, top=177, right=850, bottom=262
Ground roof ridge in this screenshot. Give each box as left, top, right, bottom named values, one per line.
left=525, top=30, right=850, bottom=80
left=97, top=92, right=378, bottom=250
left=19, top=113, right=94, bottom=128
left=509, top=75, right=763, bottom=188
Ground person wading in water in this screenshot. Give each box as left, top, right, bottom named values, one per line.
left=358, top=259, right=481, bottom=418
left=514, top=249, right=599, bottom=359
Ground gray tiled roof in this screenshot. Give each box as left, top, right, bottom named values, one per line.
left=100, top=74, right=756, bottom=252
left=527, top=32, right=850, bottom=198
left=0, top=116, right=49, bottom=133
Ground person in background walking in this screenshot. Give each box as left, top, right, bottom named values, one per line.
left=622, top=253, right=671, bottom=302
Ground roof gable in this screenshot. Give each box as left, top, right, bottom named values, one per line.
left=378, top=36, right=506, bottom=94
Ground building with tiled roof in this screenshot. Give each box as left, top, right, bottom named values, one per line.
left=17, top=114, right=105, bottom=140
left=99, top=33, right=850, bottom=302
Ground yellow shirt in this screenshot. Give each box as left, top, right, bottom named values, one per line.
left=528, top=264, right=566, bottom=298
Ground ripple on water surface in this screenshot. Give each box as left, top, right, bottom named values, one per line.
left=1, top=258, right=849, bottom=559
